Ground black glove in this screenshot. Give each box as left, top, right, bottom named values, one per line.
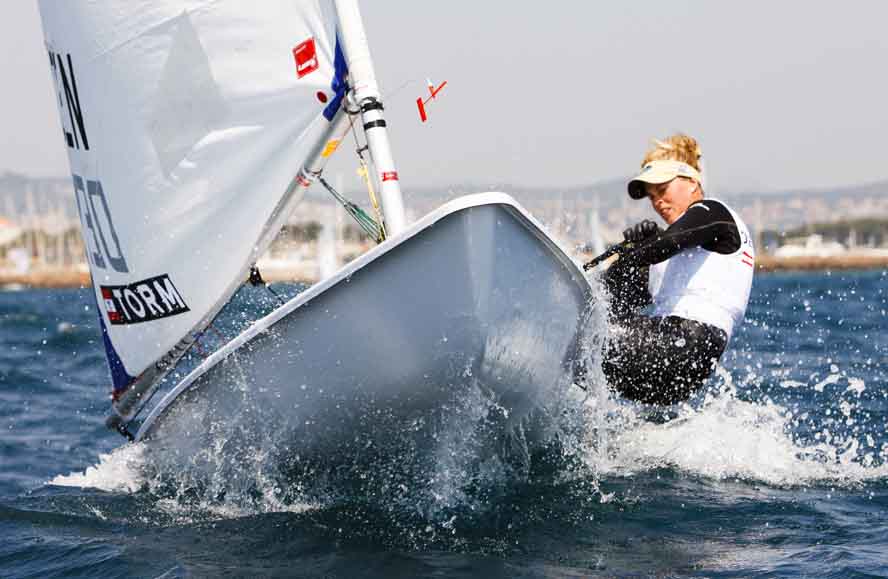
left=622, top=219, right=661, bottom=244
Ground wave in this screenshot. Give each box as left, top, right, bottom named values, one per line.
left=584, top=367, right=888, bottom=488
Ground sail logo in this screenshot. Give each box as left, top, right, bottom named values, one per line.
left=293, top=38, right=319, bottom=78
left=47, top=50, right=90, bottom=151
left=100, top=275, right=190, bottom=325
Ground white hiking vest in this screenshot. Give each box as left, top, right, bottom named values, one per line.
left=647, top=200, right=754, bottom=341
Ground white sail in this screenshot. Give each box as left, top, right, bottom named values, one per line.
left=37, top=0, right=349, bottom=419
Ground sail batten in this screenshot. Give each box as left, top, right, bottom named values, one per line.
left=38, top=0, right=348, bottom=420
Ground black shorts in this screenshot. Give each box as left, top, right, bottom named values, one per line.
left=602, top=315, right=727, bottom=406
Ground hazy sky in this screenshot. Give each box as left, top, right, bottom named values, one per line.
left=4, top=1, right=888, bottom=194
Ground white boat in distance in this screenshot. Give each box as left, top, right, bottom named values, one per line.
left=38, top=1, right=596, bottom=462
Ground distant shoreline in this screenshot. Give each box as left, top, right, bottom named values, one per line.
left=0, top=269, right=91, bottom=289
left=2, top=255, right=885, bottom=290
left=0, top=267, right=314, bottom=290
left=754, top=254, right=888, bottom=272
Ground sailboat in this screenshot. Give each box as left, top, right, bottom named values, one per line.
left=38, top=1, right=596, bottom=460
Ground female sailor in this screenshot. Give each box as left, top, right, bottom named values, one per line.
left=601, top=134, right=755, bottom=405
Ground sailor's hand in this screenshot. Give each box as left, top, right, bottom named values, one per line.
left=623, top=220, right=660, bottom=243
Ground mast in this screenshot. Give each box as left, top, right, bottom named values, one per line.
left=333, top=0, right=407, bottom=235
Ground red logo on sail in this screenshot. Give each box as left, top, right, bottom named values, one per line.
left=100, top=275, right=190, bottom=326
left=381, top=171, right=399, bottom=182
left=101, top=287, right=121, bottom=323
left=293, top=38, right=319, bottom=78
left=741, top=251, right=754, bottom=267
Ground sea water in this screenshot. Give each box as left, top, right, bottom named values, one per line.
left=1, top=270, right=886, bottom=578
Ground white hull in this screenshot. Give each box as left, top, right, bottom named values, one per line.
left=136, top=193, right=595, bottom=462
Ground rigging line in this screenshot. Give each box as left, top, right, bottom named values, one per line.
left=120, top=332, right=209, bottom=431
left=249, top=264, right=285, bottom=306
left=191, top=337, right=209, bottom=359
left=346, top=109, right=363, bottom=150
left=360, top=162, right=386, bottom=240
left=318, top=175, right=383, bottom=242
left=381, top=77, right=421, bottom=101
left=347, top=114, right=387, bottom=240
left=207, top=323, right=226, bottom=343
left=113, top=326, right=203, bottom=432
left=116, top=277, right=244, bottom=432
left=123, top=378, right=160, bottom=426
left=118, top=276, right=273, bottom=436
left=264, top=283, right=286, bottom=306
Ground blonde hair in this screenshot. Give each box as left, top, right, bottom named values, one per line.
left=641, top=134, right=703, bottom=172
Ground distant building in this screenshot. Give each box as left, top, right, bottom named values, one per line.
left=773, top=234, right=847, bottom=258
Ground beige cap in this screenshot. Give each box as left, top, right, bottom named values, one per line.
left=627, top=160, right=702, bottom=200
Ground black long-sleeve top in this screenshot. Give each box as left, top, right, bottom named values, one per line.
left=604, top=199, right=742, bottom=321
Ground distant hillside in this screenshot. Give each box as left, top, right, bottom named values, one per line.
left=400, top=177, right=888, bottom=208
left=8, top=168, right=884, bottom=207
left=0, top=172, right=75, bottom=217
left=723, top=179, right=888, bottom=203
left=3, top=170, right=886, bottom=233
